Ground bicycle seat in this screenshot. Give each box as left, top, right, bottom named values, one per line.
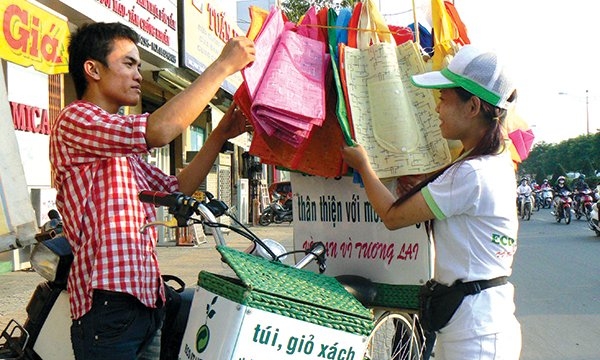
left=335, top=275, right=378, bottom=307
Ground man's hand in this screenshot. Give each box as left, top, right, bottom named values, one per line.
left=216, top=37, right=256, bottom=76
left=214, top=102, right=253, bottom=140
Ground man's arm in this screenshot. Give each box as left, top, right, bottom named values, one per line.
left=145, top=37, right=255, bottom=148
left=176, top=105, right=248, bottom=195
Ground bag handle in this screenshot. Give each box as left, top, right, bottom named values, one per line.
left=356, top=0, right=395, bottom=49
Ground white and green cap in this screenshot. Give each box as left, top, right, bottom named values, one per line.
left=411, top=45, right=514, bottom=110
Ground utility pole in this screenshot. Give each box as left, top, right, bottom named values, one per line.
left=586, top=89, right=590, bottom=136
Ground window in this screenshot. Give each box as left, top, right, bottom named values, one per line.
left=190, top=125, right=205, bottom=151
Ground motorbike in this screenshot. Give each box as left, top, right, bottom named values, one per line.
left=554, top=190, right=573, bottom=224
left=517, top=193, right=532, bottom=221
left=541, top=188, right=554, bottom=209
left=258, top=191, right=293, bottom=226
left=0, top=191, right=326, bottom=360
left=573, top=188, right=594, bottom=221
left=533, top=189, right=543, bottom=211
left=588, top=201, right=600, bottom=236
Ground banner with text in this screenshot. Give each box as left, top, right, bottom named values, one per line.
left=58, top=0, right=178, bottom=66
left=179, top=287, right=367, bottom=359
left=292, top=173, right=433, bottom=285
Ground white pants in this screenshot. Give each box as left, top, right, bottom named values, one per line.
left=434, top=323, right=522, bottom=360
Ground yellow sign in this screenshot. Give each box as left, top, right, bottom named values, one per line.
left=0, top=0, right=70, bottom=75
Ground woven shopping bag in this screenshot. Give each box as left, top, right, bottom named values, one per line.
left=340, top=0, right=451, bottom=179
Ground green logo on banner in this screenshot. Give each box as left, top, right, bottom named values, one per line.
left=196, top=296, right=218, bottom=353
left=196, top=324, right=210, bottom=353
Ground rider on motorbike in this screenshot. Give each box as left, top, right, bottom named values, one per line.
left=572, top=174, right=590, bottom=212
left=540, top=179, right=552, bottom=191
left=516, top=178, right=533, bottom=216
left=552, top=176, right=571, bottom=215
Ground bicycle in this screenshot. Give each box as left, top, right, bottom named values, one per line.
left=336, top=271, right=428, bottom=360
left=142, top=191, right=428, bottom=360
left=0, top=191, right=356, bottom=360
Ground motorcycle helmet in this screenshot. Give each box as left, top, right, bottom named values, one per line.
left=557, top=176, right=566, bottom=184
left=543, top=179, right=548, bottom=184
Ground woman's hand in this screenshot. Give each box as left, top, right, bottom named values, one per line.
left=341, top=143, right=369, bottom=173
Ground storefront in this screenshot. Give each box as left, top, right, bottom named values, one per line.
left=0, top=0, right=71, bottom=271
left=0, top=0, right=261, bottom=271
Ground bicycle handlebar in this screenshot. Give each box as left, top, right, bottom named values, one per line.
left=139, top=190, right=184, bottom=209
left=138, top=190, right=325, bottom=270
left=138, top=190, right=226, bottom=246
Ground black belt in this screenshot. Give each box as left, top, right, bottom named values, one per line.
left=458, top=276, right=508, bottom=295
left=93, top=289, right=165, bottom=309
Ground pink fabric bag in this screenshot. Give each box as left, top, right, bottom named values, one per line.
left=242, top=7, right=329, bottom=148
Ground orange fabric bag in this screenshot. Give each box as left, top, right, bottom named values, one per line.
left=444, top=1, right=471, bottom=46
left=347, top=2, right=362, bottom=48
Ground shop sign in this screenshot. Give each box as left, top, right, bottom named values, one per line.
left=10, top=101, right=50, bottom=135
left=0, top=1, right=70, bottom=75
left=58, top=0, right=178, bottom=66
left=182, top=0, right=243, bottom=95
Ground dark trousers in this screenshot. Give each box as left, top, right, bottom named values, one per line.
left=71, top=290, right=164, bottom=360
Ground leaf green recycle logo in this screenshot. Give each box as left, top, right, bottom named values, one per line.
left=196, top=296, right=218, bottom=353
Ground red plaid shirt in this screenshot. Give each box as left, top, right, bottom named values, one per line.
left=50, top=100, right=178, bottom=319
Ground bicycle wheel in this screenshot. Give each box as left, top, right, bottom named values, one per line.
left=365, top=311, right=424, bottom=360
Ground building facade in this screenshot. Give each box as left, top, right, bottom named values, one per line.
left=0, top=0, right=278, bottom=272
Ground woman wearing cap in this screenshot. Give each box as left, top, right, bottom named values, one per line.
left=341, top=45, right=521, bottom=360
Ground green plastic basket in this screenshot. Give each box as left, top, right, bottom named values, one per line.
left=198, top=246, right=374, bottom=336
left=371, top=283, right=421, bottom=310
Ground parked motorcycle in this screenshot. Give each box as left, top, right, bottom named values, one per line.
left=573, top=188, right=594, bottom=221
left=258, top=192, right=293, bottom=226
left=0, top=192, right=326, bottom=360
left=554, top=190, right=573, bottom=224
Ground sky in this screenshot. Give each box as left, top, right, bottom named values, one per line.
left=377, top=0, right=600, bottom=145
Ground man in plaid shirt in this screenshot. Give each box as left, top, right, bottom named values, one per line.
left=49, top=22, right=255, bottom=359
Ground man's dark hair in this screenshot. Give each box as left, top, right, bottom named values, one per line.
left=48, top=209, right=61, bottom=220
left=68, top=22, right=139, bottom=99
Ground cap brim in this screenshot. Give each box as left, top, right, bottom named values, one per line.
left=410, top=71, right=455, bottom=89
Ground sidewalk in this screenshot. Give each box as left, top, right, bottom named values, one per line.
left=0, top=223, right=294, bottom=331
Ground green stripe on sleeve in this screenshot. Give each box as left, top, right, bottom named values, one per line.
left=421, top=186, right=446, bottom=220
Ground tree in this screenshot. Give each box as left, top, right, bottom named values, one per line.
left=521, top=134, right=600, bottom=185
left=281, top=0, right=357, bottom=23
